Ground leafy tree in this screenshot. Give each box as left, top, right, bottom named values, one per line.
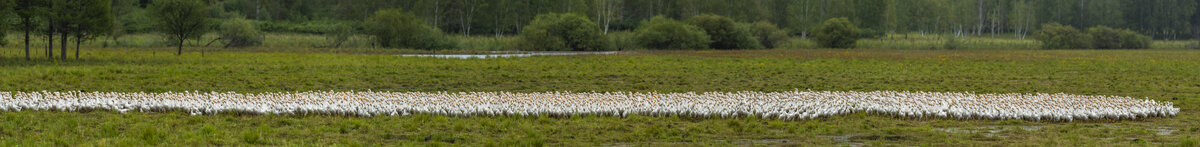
left=0, top=0, right=11, bottom=47
left=519, top=13, right=607, bottom=51
left=748, top=21, right=789, bottom=48
left=1087, top=26, right=1150, bottom=49
left=633, top=16, right=712, bottom=49
left=1033, top=23, right=1091, bottom=49
left=151, top=0, right=211, bottom=55
left=687, top=14, right=763, bottom=49
left=219, top=17, right=264, bottom=47
left=12, top=0, right=39, bottom=60
left=71, top=0, right=115, bottom=59
left=812, top=17, right=860, bottom=48
left=365, top=9, right=455, bottom=49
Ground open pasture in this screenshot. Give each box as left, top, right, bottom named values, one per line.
left=0, top=48, right=1199, bottom=146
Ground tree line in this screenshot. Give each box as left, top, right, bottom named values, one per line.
left=194, top=0, right=1200, bottom=40
left=2, top=0, right=1199, bottom=59
left=7, top=0, right=1200, bottom=38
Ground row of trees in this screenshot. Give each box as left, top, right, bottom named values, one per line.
left=7, top=0, right=1196, bottom=40
left=1, top=0, right=114, bottom=60
left=0, top=0, right=213, bottom=60
left=366, top=9, right=792, bottom=51
left=0, top=0, right=1189, bottom=55
left=187, top=0, right=1200, bottom=40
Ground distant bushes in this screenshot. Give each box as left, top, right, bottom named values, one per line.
left=365, top=9, right=455, bottom=49
left=1034, top=23, right=1150, bottom=49
left=631, top=14, right=793, bottom=50
left=633, top=16, right=712, bottom=49
left=219, top=18, right=264, bottom=47
left=1033, top=23, right=1092, bottom=49
left=812, top=18, right=861, bottom=48
left=255, top=20, right=362, bottom=34
left=519, top=13, right=608, bottom=51
left=606, top=31, right=639, bottom=50
left=687, top=14, right=762, bottom=49
left=1087, top=26, right=1150, bottom=49
left=748, top=21, right=789, bottom=49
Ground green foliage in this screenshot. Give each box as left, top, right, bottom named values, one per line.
left=0, top=0, right=9, bottom=46
left=518, top=13, right=607, bottom=51
left=858, top=28, right=884, bottom=39
left=255, top=20, right=361, bottom=34
left=812, top=18, right=861, bottom=48
left=364, top=9, right=455, bottom=50
left=0, top=29, right=7, bottom=46
left=605, top=31, right=639, bottom=50
left=77, top=0, right=115, bottom=38
left=942, top=38, right=964, bottom=50
left=1034, top=24, right=1152, bottom=49
left=633, top=16, right=712, bottom=49
left=1087, top=26, right=1150, bottom=49
left=1033, top=23, right=1092, bottom=49
left=686, top=14, right=762, bottom=49
left=323, top=23, right=355, bottom=48
left=219, top=17, right=264, bottom=47
left=748, top=21, right=789, bottom=49
left=151, top=0, right=211, bottom=55
left=118, top=9, right=155, bottom=33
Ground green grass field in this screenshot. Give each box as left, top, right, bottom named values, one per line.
left=1, top=47, right=1199, bottom=146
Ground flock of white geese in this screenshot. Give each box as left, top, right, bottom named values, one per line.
left=0, top=90, right=1179, bottom=121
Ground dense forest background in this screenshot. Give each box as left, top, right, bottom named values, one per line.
left=85, top=0, right=1199, bottom=40
left=3, top=0, right=1200, bottom=46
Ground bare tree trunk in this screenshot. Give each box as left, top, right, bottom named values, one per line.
left=977, top=0, right=983, bottom=36
left=47, top=19, right=53, bottom=59
left=76, top=34, right=81, bottom=59
left=820, top=0, right=828, bottom=20
left=256, top=0, right=262, bottom=20
left=467, top=0, right=476, bottom=35
left=61, top=32, right=68, bottom=60
left=177, top=38, right=184, bottom=55
left=24, top=19, right=30, bottom=61
left=434, top=0, right=440, bottom=28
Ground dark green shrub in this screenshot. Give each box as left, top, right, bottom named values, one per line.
left=519, top=13, right=607, bottom=51
left=118, top=9, right=155, bottom=33
left=634, top=16, right=712, bottom=49
left=1087, top=26, right=1150, bottom=49
left=687, top=14, right=762, bottom=49
left=748, top=21, right=789, bottom=48
left=812, top=17, right=861, bottom=48
left=1033, top=23, right=1091, bottom=49
left=606, top=31, right=639, bottom=50
left=253, top=21, right=291, bottom=32
left=254, top=21, right=355, bottom=34
left=942, top=38, right=963, bottom=50
left=365, top=9, right=456, bottom=49
left=219, top=18, right=264, bottom=47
